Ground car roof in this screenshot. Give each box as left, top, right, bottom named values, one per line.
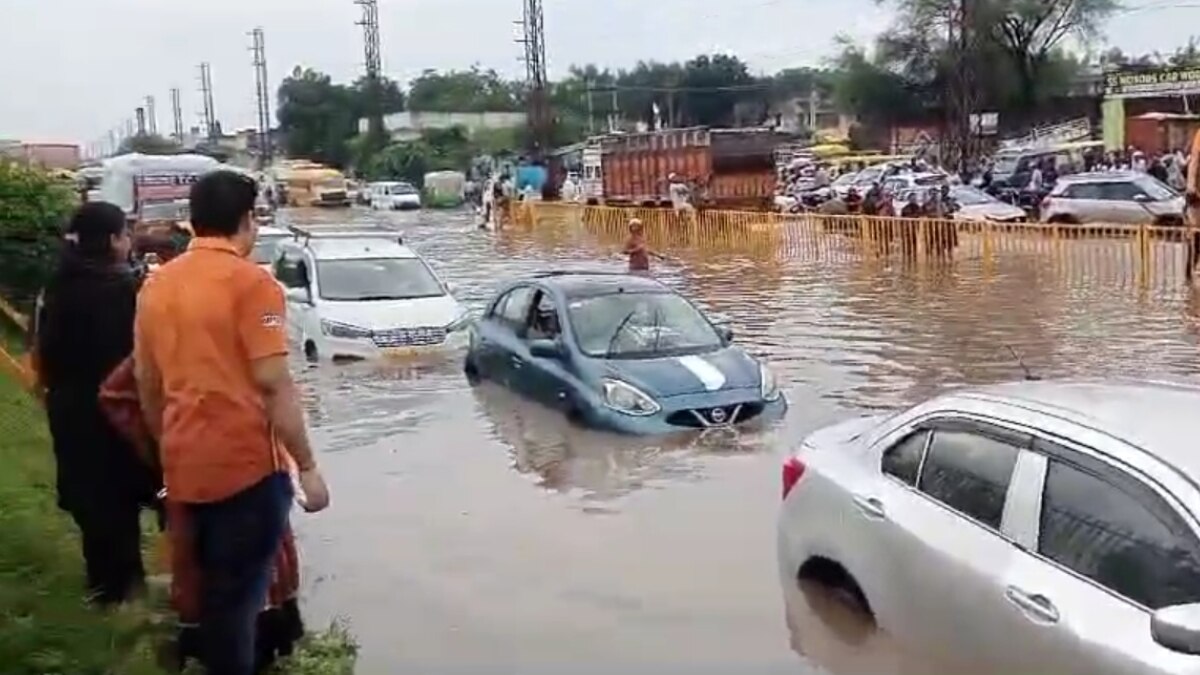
left=1058, top=171, right=1142, bottom=184
left=258, top=225, right=289, bottom=236
left=949, top=379, right=1200, bottom=478
left=286, top=236, right=417, bottom=261
left=527, top=271, right=669, bottom=299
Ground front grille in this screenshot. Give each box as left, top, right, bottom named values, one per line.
left=371, top=326, right=447, bottom=349
left=666, top=401, right=765, bottom=428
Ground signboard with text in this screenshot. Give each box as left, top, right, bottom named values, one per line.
left=133, top=173, right=199, bottom=204
left=1104, top=67, right=1200, bottom=98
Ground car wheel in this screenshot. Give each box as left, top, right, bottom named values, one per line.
left=304, top=340, right=319, bottom=363
left=798, top=556, right=874, bottom=621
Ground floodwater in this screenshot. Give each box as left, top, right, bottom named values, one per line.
left=284, top=207, right=1200, bottom=673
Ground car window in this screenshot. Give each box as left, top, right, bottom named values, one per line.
left=1097, top=182, right=1143, bottom=201
left=496, top=286, right=535, bottom=327
left=1039, top=456, right=1200, bottom=609
left=1062, top=183, right=1102, bottom=200
left=527, top=292, right=562, bottom=341
left=252, top=234, right=287, bottom=265
left=917, top=428, right=1020, bottom=529
left=315, top=258, right=443, bottom=301
left=1136, top=176, right=1179, bottom=201
left=275, top=250, right=306, bottom=289
left=882, top=430, right=929, bottom=486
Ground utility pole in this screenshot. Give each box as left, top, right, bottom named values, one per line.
left=516, top=0, right=550, bottom=158
left=145, top=96, right=158, bottom=135
left=135, top=107, right=146, bottom=136
left=198, top=62, right=217, bottom=142
left=170, top=87, right=184, bottom=142
left=585, top=78, right=595, bottom=135
left=250, top=27, right=273, bottom=169
left=355, top=0, right=386, bottom=149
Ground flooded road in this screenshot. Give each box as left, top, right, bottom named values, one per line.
left=284, top=207, right=1200, bottom=673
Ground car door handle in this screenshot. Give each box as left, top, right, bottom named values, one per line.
left=851, top=494, right=887, bottom=520
left=1005, top=586, right=1060, bottom=624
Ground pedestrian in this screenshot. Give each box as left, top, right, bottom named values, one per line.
left=133, top=170, right=330, bottom=675
left=624, top=218, right=663, bottom=274
left=35, top=201, right=158, bottom=606
left=1187, top=129, right=1200, bottom=282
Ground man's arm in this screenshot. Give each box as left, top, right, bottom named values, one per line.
left=249, top=355, right=317, bottom=473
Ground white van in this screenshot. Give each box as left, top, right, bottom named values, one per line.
left=368, top=181, right=422, bottom=210
left=272, top=226, right=469, bottom=361
left=252, top=225, right=291, bottom=274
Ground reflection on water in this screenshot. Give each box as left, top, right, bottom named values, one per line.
left=285, top=207, right=1200, bottom=673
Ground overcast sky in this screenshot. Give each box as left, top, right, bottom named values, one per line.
left=1, top=0, right=1194, bottom=144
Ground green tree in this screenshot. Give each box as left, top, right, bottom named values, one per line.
left=407, top=67, right=522, bottom=112
left=0, top=162, right=75, bottom=308
left=277, top=67, right=359, bottom=168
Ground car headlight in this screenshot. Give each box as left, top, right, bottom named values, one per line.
left=445, top=312, right=472, bottom=333
left=601, top=378, right=661, bottom=416
left=321, top=319, right=372, bottom=339
left=760, top=363, right=781, bottom=402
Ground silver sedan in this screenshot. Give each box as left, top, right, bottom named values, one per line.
left=778, top=380, right=1200, bottom=675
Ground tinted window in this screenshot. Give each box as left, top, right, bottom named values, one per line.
left=275, top=251, right=307, bottom=289
left=315, top=258, right=444, bottom=301
left=1097, top=182, right=1143, bottom=201
left=527, top=292, right=562, bottom=341
left=918, top=429, right=1020, bottom=529
left=1039, top=459, right=1200, bottom=609
left=1063, top=183, right=1102, bottom=200
left=882, top=430, right=929, bottom=486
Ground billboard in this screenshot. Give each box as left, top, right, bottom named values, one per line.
left=1104, top=67, right=1200, bottom=98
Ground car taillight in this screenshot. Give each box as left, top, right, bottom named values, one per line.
left=782, top=456, right=806, bottom=499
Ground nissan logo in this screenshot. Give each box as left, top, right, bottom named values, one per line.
left=709, top=407, right=728, bottom=424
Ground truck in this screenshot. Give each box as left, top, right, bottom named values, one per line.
left=576, top=127, right=795, bottom=210
left=274, top=161, right=351, bottom=207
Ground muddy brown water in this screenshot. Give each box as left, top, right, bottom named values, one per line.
left=282, top=207, right=1200, bottom=673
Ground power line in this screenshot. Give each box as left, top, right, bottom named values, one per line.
left=517, top=0, right=551, bottom=156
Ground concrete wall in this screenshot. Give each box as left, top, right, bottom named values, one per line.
left=359, top=111, right=528, bottom=141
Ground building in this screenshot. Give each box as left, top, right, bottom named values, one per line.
left=359, top=111, right=528, bottom=142
left=1102, top=65, right=1200, bottom=152
left=0, top=142, right=81, bottom=170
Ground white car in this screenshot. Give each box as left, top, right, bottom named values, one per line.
left=779, top=379, right=1200, bottom=675
left=252, top=225, right=291, bottom=274
left=368, top=181, right=422, bottom=211
left=273, top=226, right=469, bottom=361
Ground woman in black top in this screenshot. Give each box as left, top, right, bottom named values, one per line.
left=36, top=202, right=157, bottom=605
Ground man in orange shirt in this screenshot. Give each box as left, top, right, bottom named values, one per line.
left=1187, top=129, right=1200, bottom=280
left=134, top=170, right=329, bottom=675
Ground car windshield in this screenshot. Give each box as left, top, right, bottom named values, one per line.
left=391, top=183, right=417, bottom=195
left=950, top=186, right=995, bottom=206
left=568, top=292, right=723, bottom=359
left=317, top=258, right=444, bottom=301
left=251, top=234, right=288, bottom=265
left=1136, top=176, right=1179, bottom=201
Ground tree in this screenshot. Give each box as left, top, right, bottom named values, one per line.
left=0, top=162, right=75, bottom=308
left=407, top=67, right=522, bottom=112
left=117, top=134, right=182, bottom=155
left=679, top=54, right=756, bottom=126
left=277, top=67, right=360, bottom=168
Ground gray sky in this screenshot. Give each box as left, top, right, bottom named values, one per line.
left=1, top=0, right=1194, bottom=144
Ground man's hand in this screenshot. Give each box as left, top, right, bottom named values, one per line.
left=297, top=468, right=330, bottom=513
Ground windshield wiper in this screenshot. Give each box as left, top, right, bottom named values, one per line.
left=650, top=304, right=663, bottom=354
left=606, top=309, right=639, bottom=359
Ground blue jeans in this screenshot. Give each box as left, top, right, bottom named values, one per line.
left=188, top=473, right=293, bottom=675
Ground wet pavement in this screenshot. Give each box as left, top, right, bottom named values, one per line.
left=283, top=207, right=1200, bottom=673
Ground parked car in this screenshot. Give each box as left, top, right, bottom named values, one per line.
left=1041, top=172, right=1186, bottom=226
left=949, top=185, right=1027, bottom=222
left=251, top=225, right=291, bottom=273
left=464, top=271, right=786, bottom=434
left=368, top=181, right=422, bottom=211
left=273, top=225, right=469, bottom=361
left=779, top=379, right=1200, bottom=675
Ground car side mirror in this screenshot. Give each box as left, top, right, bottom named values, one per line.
left=528, top=338, right=561, bottom=359
left=1153, top=604, right=1200, bottom=654
left=717, top=324, right=734, bottom=344
left=285, top=287, right=312, bottom=306
left=1133, top=193, right=1151, bottom=203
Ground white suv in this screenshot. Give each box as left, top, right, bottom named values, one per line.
left=273, top=226, right=469, bottom=361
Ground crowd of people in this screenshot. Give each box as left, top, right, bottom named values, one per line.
left=31, top=172, right=331, bottom=675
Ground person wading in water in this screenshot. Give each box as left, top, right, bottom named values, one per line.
left=623, top=218, right=664, bottom=274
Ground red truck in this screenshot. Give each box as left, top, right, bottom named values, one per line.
left=578, top=127, right=793, bottom=210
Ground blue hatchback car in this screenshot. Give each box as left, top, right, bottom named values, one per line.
left=464, top=272, right=787, bottom=434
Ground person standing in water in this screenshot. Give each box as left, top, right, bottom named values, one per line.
left=623, top=218, right=664, bottom=274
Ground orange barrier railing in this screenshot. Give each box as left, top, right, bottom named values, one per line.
left=516, top=202, right=1199, bottom=292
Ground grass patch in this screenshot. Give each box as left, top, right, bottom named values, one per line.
left=0, top=373, right=359, bottom=673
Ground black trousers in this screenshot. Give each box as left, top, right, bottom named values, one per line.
left=70, top=501, right=145, bottom=606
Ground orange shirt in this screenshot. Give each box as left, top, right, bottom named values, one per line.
left=134, top=237, right=289, bottom=503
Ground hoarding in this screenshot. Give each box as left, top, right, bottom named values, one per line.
left=1104, top=67, right=1200, bottom=98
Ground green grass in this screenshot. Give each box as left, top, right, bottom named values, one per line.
left=0, top=372, right=359, bottom=673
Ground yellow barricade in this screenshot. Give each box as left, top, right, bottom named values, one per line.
left=516, top=202, right=1199, bottom=292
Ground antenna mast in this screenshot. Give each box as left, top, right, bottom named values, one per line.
left=250, top=27, right=274, bottom=168
left=517, top=0, right=550, bottom=158
left=355, top=0, right=386, bottom=147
